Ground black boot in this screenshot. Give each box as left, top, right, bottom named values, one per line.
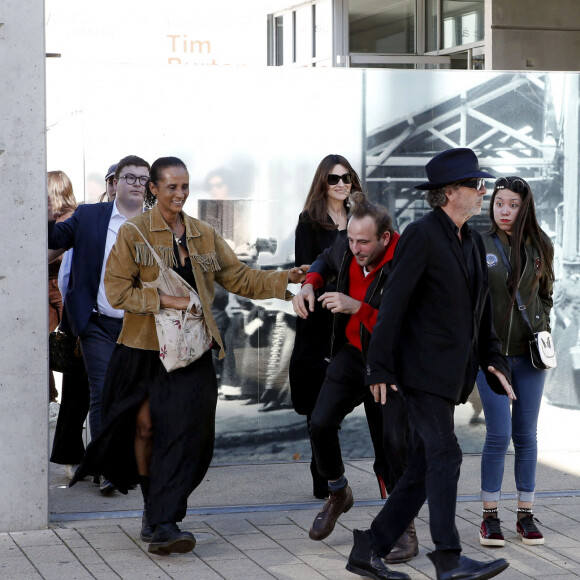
left=346, top=529, right=411, bottom=580
left=148, top=523, right=196, bottom=556
left=139, top=476, right=155, bottom=543
left=427, top=550, right=509, bottom=580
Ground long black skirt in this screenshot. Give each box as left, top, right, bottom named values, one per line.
left=71, top=344, right=218, bottom=526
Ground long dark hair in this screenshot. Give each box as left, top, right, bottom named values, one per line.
left=144, top=156, right=188, bottom=208
left=302, top=154, right=363, bottom=230
left=489, top=176, right=554, bottom=305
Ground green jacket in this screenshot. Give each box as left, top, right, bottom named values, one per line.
left=482, top=230, right=554, bottom=356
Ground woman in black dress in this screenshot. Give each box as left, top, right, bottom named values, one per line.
left=289, top=154, right=388, bottom=499
left=71, top=157, right=306, bottom=555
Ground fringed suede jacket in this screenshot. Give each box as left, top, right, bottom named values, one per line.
left=104, top=204, right=292, bottom=358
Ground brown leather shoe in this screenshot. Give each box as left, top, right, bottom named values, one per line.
left=309, top=485, right=354, bottom=541
left=384, top=521, right=419, bottom=564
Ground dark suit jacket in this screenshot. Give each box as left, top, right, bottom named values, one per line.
left=365, top=207, right=510, bottom=404
left=48, top=202, right=114, bottom=337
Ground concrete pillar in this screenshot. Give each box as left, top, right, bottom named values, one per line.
left=0, top=0, right=48, bottom=531
left=486, top=0, right=580, bottom=71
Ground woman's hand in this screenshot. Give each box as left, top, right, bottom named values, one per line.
left=159, top=295, right=190, bottom=310
left=288, top=264, right=310, bottom=284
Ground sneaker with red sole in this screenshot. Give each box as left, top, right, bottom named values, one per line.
left=479, top=516, right=505, bottom=547
left=517, top=514, right=545, bottom=545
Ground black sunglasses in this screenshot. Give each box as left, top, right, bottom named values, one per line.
left=495, top=177, right=528, bottom=194
left=459, top=178, right=486, bottom=190
left=327, top=173, right=352, bottom=186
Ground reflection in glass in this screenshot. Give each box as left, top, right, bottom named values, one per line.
left=277, top=12, right=294, bottom=65
left=296, top=5, right=313, bottom=64
left=349, top=0, right=415, bottom=54
left=314, top=0, right=332, bottom=66
left=442, top=0, right=484, bottom=49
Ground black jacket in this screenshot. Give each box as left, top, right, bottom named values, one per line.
left=366, top=208, right=510, bottom=404
left=308, top=230, right=399, bottom=358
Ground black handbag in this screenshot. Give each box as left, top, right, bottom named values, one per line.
left=49, top=329, right=84, bottom=374
left=492, top=235, right=556, bottom=370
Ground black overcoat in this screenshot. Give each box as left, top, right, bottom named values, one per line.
left=366, top=208, right=510, bottom=404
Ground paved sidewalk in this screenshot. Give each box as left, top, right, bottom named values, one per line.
left=4, top=452, right=580, bottom=579
left=4, top=494, right=580, bottom=579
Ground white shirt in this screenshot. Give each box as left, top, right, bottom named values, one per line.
left=58, top=249, right=73, bottom=302
left=95, top=201, right=129, bottom=318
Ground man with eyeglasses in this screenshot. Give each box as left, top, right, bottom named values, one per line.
left=48, top=155, right=150, bottom=495
left=346, top=149, right=514, bottom=580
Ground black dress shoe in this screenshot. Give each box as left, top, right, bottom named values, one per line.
left=346, top=529, right=411, bottom=580
left=427, top=551, right=509, bottom=580
left=148, top=523, right=196, bottom=556
left=140, top=511, right=155, bottom=543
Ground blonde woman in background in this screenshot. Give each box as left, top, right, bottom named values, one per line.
left=47, top=171, right=90, bottom=477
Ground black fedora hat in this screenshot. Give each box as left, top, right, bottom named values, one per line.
left=415, top=148, right=495, bottom=190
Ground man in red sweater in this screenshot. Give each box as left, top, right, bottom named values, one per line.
left=292, top=195, right=415, bottom=578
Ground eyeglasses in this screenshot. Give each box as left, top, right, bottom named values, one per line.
left=119, top=174, right=149, bottom=186
left=495, top=177, right=528, bottom=194
left=459, top=178, right=486, bottom=190
left=327, top=173, right=352, bottom=186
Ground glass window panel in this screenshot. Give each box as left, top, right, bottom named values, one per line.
left=425, top=0, right=438, bottom=52
left=295, top=5, right=313, bottom=64
left=314, top=0, right=332, bottom=64
left=349, top=0, right=415, bottom=54
left=442, top=0, right=483, bottom=49
left=275, top=16, right=284, bottom=65
left=283, top=12, right=294, bottom=64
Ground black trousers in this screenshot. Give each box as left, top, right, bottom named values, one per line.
left=370, top=386, right=463, bottom=556
left=310, top=344, right=409, bottom=485
left=50, top=367, right=90, bottom=465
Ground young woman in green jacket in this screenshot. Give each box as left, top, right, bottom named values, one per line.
left=477, top=176, right=554, bottom=548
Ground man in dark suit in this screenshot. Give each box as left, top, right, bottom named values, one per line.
left=345, top=149, right=515, bottom=580
left=48, top=155, right=150, bottom=494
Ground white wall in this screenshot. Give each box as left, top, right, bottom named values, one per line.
left=488, top=0, right=580, bottom=71
left=0, top=0, right=48, bottom=531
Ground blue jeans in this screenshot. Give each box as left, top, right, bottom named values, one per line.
left=79, top=314, right=123, bottom=441
left=476, top=355, right=546, bottom=503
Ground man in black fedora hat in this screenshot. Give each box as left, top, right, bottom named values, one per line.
left=345, top=148, right=515, bottom=580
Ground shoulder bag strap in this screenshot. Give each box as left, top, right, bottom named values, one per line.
left=492, top=233, right=535, bottom=338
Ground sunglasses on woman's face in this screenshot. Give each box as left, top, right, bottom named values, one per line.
left=495, top=177, right=528, bottom=194
left=327, top=173, right=352, bottom=186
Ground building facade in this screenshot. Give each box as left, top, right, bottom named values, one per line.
left=267, top=0, right=580, bottom=71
